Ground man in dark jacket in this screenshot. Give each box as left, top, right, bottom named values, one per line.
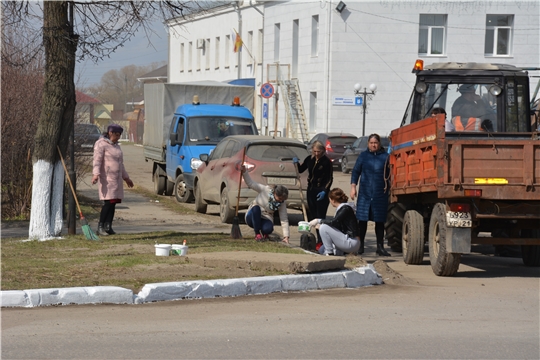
left=350, top=134, right=390, bottom=256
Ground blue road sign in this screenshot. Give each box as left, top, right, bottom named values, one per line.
left=260, top=83, right=275, bottom=99
left=355, top=97, right=363, bottom=106
left=263, top=103, right=268, bottom=119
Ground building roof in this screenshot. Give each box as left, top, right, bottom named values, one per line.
left=76, top=91, right=100, bottom=104
left=138, top=65, right=168, bottom=82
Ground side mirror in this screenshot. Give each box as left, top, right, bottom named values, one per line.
left=200, top=154, right=209, bottom=163
left=169, top=132, right=181, bottom=147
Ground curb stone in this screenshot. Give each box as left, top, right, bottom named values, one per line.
left=1, top=265, right=382, bottom=308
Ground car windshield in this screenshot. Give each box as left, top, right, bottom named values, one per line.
left=75, top=124, right=100, bottom=134
left=247, top=144, right=308, bottom=161
left=188, top=117, right=255, bottom=142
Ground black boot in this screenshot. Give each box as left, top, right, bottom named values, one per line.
left=358, top=239, right=365, bottom=255
left=104, top=222, right=116, bottom=235
left=97, top=223, right=109, bottom=236
left=376, top=241, right=390, bottom=256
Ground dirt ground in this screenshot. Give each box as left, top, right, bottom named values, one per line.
left=73, top=143, right=412, bottom=287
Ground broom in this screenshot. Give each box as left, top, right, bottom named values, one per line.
left=230, top=147, right=246, bottom=239
left=57, top=146, right=99, bottom=240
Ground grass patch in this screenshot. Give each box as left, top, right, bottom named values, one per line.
left=1, top=231, right=306, bottom=293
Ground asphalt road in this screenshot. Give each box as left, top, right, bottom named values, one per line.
left=2, top=144, right=539, bottom=359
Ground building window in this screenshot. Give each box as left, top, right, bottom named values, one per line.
left=205, top=38, right=210, bottom=70
left=215, top=37, right=220, bottom=70
left=485, top=14, right=513, bottom=56
left=418, top=14, right=446, bottom=55
left=225, top=35, right=230, bottom=68
left=188, top=42, right=193, bottom=72
left=258, top=29, right=263, bottom=64
left=180, top=43, right=184, bottom=72
left=292, top=19, right=299, bottom=78
left=311, top=15, right=318, bottom=57
left=274, top=23, right=280, bottom=62
left=309, top=92, right=317, bottom=130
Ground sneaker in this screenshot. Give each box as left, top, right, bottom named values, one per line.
left=255, top=234, right=264, bottom=242
left=263, top=234, right=270, bottom=241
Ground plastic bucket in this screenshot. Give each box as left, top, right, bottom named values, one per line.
left=171, top=244, right=188, bottom=256
left=298, top=221, right=311, bottom=234
left=155, top=244, right=172, bottom=256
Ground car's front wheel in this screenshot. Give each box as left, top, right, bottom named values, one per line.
left=341, top=158, right=349, bottom=174
left=175, top=174, right=194, bottom=203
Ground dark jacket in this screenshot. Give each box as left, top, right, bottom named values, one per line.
left=320, top=204, right=359, bottom=239
left=350, top=148, right=390, bottom=222
left=298, top=155, right=333, bottom=192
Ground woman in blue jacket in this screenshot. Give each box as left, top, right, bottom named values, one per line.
left=350, top=134, right=391, bottom=256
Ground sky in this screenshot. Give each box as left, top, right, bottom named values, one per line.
left=75, top=20, right=169, bottom=88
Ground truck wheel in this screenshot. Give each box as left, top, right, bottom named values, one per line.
left=194, top=181, right=207, bottom=214
left=521, top=229, right=540, bottom=267
left=175, top=174, right=194, bottom=203
left=220, top=187, right=234, bottom=224
left=153, top=169, right=166, bottom=195
left=428, top=203, right=461, bottom=276
left=165, top=180, right=174, bottom=196
left=341, top=158, right=349, bottom=174
left=402, top=210, right=425, bottom=265
left=385, top=203, right=406, bottom=252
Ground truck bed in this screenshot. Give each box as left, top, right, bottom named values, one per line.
left=389, top=116, right=540, bottom=201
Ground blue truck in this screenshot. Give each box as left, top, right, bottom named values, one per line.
left=143, top=82, right=258, bottom=202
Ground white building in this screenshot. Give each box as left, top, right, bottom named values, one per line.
left=167, top=0, right=539, bottom=139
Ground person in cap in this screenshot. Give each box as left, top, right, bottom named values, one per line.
left=451, top=84, right=494, bottom=131
left=431, top=107, right=455, bottom=132
left=92, top=124, right=134, bottom=236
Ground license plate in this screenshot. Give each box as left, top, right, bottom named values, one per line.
left=446, top=211, right=472, bottom=227
left=267, top=177, right=296, bottom=186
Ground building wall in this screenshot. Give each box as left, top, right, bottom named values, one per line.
left=167, top=1, right=539, bottom=138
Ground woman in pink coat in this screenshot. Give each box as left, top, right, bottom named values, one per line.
left=92, top=124, right=134, bottom=236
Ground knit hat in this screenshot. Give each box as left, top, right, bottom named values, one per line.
left=458, top=84, right=476, bottom=93
left=107, top=124, right=123, bottom=134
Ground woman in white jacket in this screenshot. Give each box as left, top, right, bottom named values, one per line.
left=242, top=166, right=290, bottom=243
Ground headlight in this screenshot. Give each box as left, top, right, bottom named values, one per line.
left=191, top=158, right=203, bottom=170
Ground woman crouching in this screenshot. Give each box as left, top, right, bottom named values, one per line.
left=309, top=188, right=360, bottom=256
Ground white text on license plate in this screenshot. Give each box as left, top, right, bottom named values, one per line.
left=446, top=211, right=472, bottom=227
left=267, top=177, right=296, bottom=186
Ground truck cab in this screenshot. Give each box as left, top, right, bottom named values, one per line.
left=166, top=98, right=258, bottom=203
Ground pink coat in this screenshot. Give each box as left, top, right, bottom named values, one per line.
left=93, top=137, right=129, bottom=200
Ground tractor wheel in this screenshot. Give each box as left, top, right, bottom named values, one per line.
left=385, top=202, right=406, bottom=252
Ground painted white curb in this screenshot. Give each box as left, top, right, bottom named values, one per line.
left=2, top=266, right=382, bottom=308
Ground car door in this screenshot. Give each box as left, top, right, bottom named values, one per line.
left=200, top=139, right=230, bottom=202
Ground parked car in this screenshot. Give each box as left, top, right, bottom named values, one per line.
left=340, top=135, right=390, bottom=173
left=306, top=132, right=357, bottom=169
left=194, top=135, right=310, bottom=223
left=74, top=123, right=101, bottom=154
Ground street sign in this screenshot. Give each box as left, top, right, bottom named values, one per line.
left=332, top=96, right=355, bottom=106
left=355, top=97, right=363, bottom=106
left=260, top=83, right=274, bottom=99
left=262, top=103, right=268, bottom=119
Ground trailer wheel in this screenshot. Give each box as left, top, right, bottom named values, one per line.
left=175, top=174, right=194, bottom=203
left=428, top=203, right=461, bottom=276
left=402, top=210, right=425, bottom=265
left=220, top=187, right=234, bottom=224
left=521, top=229, right=540, bottom=267
left=385, top=203, right=406, bottom=252
left=194, top=181, right=207, bottom=214
left=153, top=169, right=166, bottom=195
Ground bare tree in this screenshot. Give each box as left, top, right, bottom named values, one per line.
left=3, top=1, right=199, bottom=240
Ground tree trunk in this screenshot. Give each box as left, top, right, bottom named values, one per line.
left=29, top=2, right=78, bottom=240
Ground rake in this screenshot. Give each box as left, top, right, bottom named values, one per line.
left=57, top=146, right=99, bottom=240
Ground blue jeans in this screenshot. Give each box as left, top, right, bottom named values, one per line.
left=245, top=206, right=274, bottom=236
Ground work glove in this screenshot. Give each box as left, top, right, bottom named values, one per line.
left=309, top=219, right=319, bottom=227
left=292, top=157, right=299, bottom=164
left=316, top=191, right=326, bottom=201
left=481, top=119, right=494, bottom=132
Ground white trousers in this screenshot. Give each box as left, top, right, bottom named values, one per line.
left=319, top=224, right=360, bottom=255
